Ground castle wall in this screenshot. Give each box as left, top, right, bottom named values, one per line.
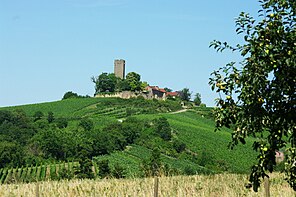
left=94, top=91, right=169, bottom=100
left=95, top=91, right=150, bottom=99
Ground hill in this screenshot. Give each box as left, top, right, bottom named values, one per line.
left=94, top=110, right=256, bottom=178
left=0, top=97, right=257, bottom=183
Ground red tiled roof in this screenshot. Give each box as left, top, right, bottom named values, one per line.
left=147, top=86, right=179, bottom=96
left=166, top=92, right=178, bottom=96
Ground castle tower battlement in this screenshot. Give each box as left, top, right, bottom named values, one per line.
left=114, top=59, right=125, bottom=79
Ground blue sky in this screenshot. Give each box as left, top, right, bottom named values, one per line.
left=0, top=0, right=260, bottom=107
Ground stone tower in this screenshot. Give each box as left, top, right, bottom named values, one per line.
left=114, top=59, right=125, bottom=79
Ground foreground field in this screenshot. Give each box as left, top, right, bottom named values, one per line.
left=0, top=173, right=294, bottom=197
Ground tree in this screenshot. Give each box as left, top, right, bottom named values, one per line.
left=62, top=91, right=88, bottom=100
left=150, top=148, right=162, bottom=176
left=75, top=158, right=94, bottom=179
left=173, top=139, right=186, bottom=153
left=0, top=141, right=24, bottom=168
left=47, top=111, right=54, bottom=123
left=209, top=0, right=295, bottom=191
left=180, top=88, right=191, bottom=102
left=33, top=111, right=44, bottom=122
left=0, top=110, right=35, bottom=146
left=141, top=81, right=149, bottom=91
left=121, top=117, right=141, bottom=144
left=154, top=117, right=172, bottom=141
left=193, top=93, right=202, bottom=106
left=62, top=91, right=79, bottom=100
left=56, top=118, right=68, bottom=129
left=141, top=148, right=162, bottom=177
left=92, top=73, right=119, bottom=94
left=115, top=78, right=131, bottom=91
left=164, top=87, right=172, bottom=92
left=97, top=159, right=110, bottom=178
left=78, top=118, right=94, bottom=131
left=126, top=72, right=141, bottom=91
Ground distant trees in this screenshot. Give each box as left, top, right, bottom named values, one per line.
left=33, top=111, right=44, bottom=122
left=193, top=93, right=202, bottom=106
left=91, top=73, right=118, bottom=94
left=92, top=72, right=145, bottom=94
left=154, top=117, right=172, bottom=141
left=0, top=110, right=34, bottom=167
left=47, top=111, right=54, bottom=123
left=75, top=158, right=94, bottom=179
left=180, top=88, right=192, bottom=102
left=78, top=118, right=94, bottom=131
left=0, top=141, right=23, bottom=168
left=126, top=72, right=142, bottom=91
left=141, top=81, right=149, bottom=91
left=96, top=159, right=110, bottom=178
left=62, top=91, right=90, bottom=100
left=173, top=139, right=186, bottom=153
left=62, top=91, right=79, bottom=100
left=116, top=79, right=131, bottom=91
left=142, top=148, right=162, bottom=177
left=0, top=101, right=186, bottom=179
left=164, top=87, right=172, bottom=92
left=56, top=118, right=68, bottom=129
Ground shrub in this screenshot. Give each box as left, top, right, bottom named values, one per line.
left=97, top=159, right=110, bottom=178
left=59, top=167, right=73, bottom=180
left=173, top=139, right=186, bottom=153
left=197, top=150, right=214, bottom=167
left=78, top=118, right=94, bottom=131
left=47, top=111, right=54, bottom=123
left=141, top=148, right=162, bottom=177
left=56, top=118, right=68, bottom=129
left=200, top=103, right=206, bottom=108
left=154, top=117, right=172, bottom=141
left=62, top=91, right=79, bottom=100
left=111, top=163, right=125, bottom=178
left=33, top=111, right=44, bottom=122
left=75, top=159, right=94, bottom=179
left=184, top=165, right=196, bottom=175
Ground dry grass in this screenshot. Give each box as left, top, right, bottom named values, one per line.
left=0, top=173, right=294, bottom=197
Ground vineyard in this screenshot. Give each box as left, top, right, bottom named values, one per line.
left=0, top=162, right=79, bottom=184
left=0, top=144, right=214, bottom=185
left=0, top=109, right=258, bottom=184
left=0, top=97, right=259, bottom=187
left=3, top=97, right=182, bottom=118
left=81, top=106, right=143, bottom=119
left=94, top=145, right=214, bottom=178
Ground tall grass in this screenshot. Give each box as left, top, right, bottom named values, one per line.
left=0, top=173, right=293, bottom=196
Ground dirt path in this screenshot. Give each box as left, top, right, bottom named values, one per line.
left=170, top=109, right=188, bottom=114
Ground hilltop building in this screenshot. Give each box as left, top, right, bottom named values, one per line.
left=145, top=86, right=180, bottom=100
left=114, top=59, right=125, bottom=79
left=95, top=59, right=180, bottom=100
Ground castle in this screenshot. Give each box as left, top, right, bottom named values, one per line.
left=95, top=59, right=180, bottom=100
left=114, top=59, right=125, bottom=79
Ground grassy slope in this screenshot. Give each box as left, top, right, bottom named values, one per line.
left=91, top=108, right=257, bottom=175
left=164, top=111, right=256, bottom=173
left=1, top=98, right=257, bottom=175
left=2, top=98, right=105, bottom=117
left=114, top=111, right=257, bottom=174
